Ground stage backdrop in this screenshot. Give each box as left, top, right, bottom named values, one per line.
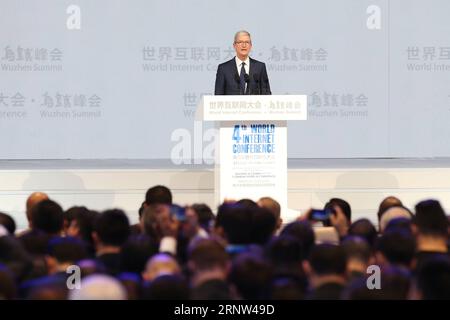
left=1, top=0, right=449, bottom=162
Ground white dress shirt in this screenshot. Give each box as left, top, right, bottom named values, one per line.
left=235, top=56, right=250, bottom=75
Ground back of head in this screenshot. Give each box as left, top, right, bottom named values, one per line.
left=47, top=236, right=89, bottom=263
left=308, top=243, right=346, bottom=276
left=258, top=197, right=281, bottom=220
left=94, top=209, right=130, bottom=247
left=229, top=252, right=272, bottom=299
left=26, top=192, right=49, bottom=222
left=414, top=199, right=449, bottom=237
left=416, top=255, right=450, bottom=299
left=142, top=274, right=189, bottom=300
left=348, top=218, right=378, bottom=248
left=266, top=235, right=304, bottom=265
left=341, top=236, right=371, bottom=264
left=191, top=203, right=214, bottom=230
left=377, top=196, right=403, bottom=222
left=258, top=197, right=282, bottom=231
left=216, top=203, right=252, bottom=245
left=120, top=234, right=158, bottom=274
left=65, top=207, right=98, bottom=246
left=69, top=274, right=127, bottom=300
left=379, top=206, right=413, bottom=233
left=77, top=259, right=107, bottom=277
left=143, top=253, right=181, bottom=281
left=280, top=220, right=315, bottom=258
left=31, top=199, right=64, bottom=235
left=145, top=185, right=173, bottom=205
left=188, top=238, right=229, bottom=272
left=236, top=198, right=258, bottom=208
left=384, top=217, right=412, bottom=233
left=250, top=206, right=277, bottom=245
left=375, top=229, right=416, bottom=267
left=0, top=212, right=16, bottom=235
left=325, top=198, right=352, bottom=223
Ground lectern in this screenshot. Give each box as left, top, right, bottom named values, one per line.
left=197, top=95, right=307, bottom=222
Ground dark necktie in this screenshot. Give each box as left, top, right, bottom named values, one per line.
left=240, top=62, right=246, bottom=94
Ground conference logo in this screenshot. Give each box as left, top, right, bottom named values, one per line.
left=141, top=46, right=329, bottom=73
left=1, top=46, right=64, bottom=72
left=0, top=91, right=102, bottom=120
left=307, top=91, right=369, bottom=119
left=266, top=47, right=328, bottom=73
left=405, top=46, right=450, bottom=72
left=39, top=92, right=102, bottom=119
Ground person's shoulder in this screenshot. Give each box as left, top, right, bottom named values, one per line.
left=218, top=58, right=235, bottom=68
left=250, top=57, right=266, bottom=66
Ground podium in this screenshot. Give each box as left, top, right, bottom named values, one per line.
left=196, top=95, right=307, bottom=222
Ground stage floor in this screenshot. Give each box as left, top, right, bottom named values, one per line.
left=1, top=157, right=450, bottom=169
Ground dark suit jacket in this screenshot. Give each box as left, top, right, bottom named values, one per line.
left=214, top=57, right=271, bottom=95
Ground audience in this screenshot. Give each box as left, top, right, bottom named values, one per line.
left=0, top=187, right=449, bottom=300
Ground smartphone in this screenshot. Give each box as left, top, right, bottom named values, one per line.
left=310, top=208, right=332, bottom=221
left=170, top=204, right=186, bottom=222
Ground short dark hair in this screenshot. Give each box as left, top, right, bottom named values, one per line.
left=341, top=236, right=371, bottom=263
left=120, top=235, right=158, bottom=274
left=308, top=243, right=346, bottom=276
left=250, top=207, right=277, bottom=245
left=229, top=253, right=272, bottom=299
left=191, top=203, right=214, bottom=230
left=47, top=236, right=88, bottom=263
left=188, top=238, right=229, bottom=271
left=0, top=212, right=16, bottom=235
left=94, top=209, right=130, bottom=246
left=414, top=199, right=448, bottom=236
left=417, top=255, right=450, bottom=299
left=348, top=218, right=378, bottom=248
left=266, top=235, right=304, bottom=265
left=216, top=203, right=252, bottom=244
left=145, top=185, right=172, bottom=205
left=31, top=199, right=64, bottom=235
left=325, top=198, right=352, bottom=223
left=375, top=230, right=415, bottom=267
left=65, top=206, right=98, bottom=245
left=280, top=220, right=315, bottom=259
left=142, top=274, right=189, bottom=300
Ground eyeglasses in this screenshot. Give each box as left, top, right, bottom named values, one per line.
left=235, top=41, right=251, bottom=45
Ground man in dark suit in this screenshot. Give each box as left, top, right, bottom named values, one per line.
left=215, top=30, right=271, bottom=95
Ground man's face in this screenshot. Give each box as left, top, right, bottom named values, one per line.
left=233, top=33, right=252, bottom=60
